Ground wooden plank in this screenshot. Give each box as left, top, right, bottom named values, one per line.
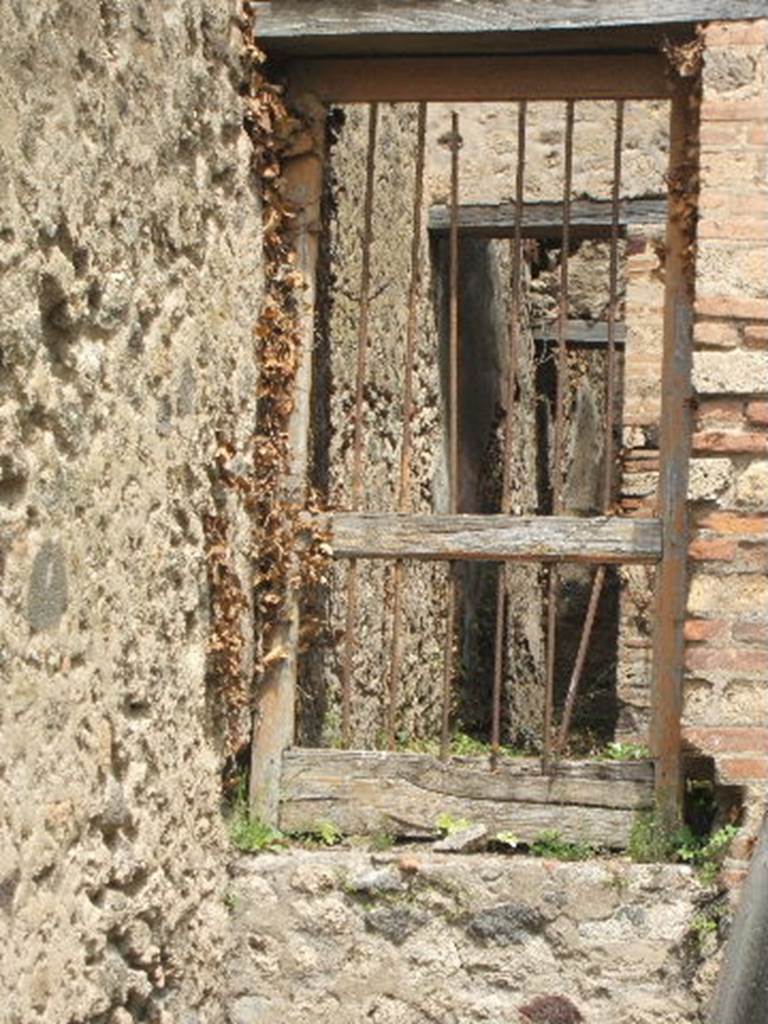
left=279, top=749, right=655, bottom=847
left=255, top=2, right=764, bottom=56
left=249, top=98, right=326, bottom=826
left=302, top=513, right=662, bottom=563
left=428, top=197, right=667, bottom=239
left=284, top=54, right=673, bottom=103
left=532, top=320, right=627, bottom=347
left=650, top=83, right=696, bottom=830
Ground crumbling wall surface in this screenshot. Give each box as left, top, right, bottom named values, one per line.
left=228, top=848, right=722, bottom=1024
left=684, top=19, right=768, bottom=880
left=0, top=2, right=260, bottom=1021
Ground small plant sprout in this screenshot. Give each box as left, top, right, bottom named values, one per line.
left=530, top=829, right=595, bottom=862
left=494, top=831, right=519, bottom=850
left=436, top=812, right=472, bottom=836
left=599, top=741, right=650, bottom=760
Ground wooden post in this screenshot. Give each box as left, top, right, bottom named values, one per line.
left=250, top=92, right=326, bottom=824
left=650, top=77, right=698, bottom=829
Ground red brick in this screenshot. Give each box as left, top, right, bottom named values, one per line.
left=718, top=757, right=768, bottom=781
left=696, top=296, right=768, bottom=321
left=695, top=512, right=768, bottom=535
left=746, top=401, right=768, bottom=425
left=704, top=22, right=768, bottom=46
left=695, top=398, right=746, bottom=428
left=721, top=867, right=748, bottom=891
left=692, top=431, right=768, bottom=454
left=684, top=619, right=728, bottom=642
left=729, top=834, right=759, bottom=861
left=748, top=124, right=768, bottom=147
left=744, top=324, right=768, bottom=349
left=733, top=621, right=768, bottom=644
left=701, top=100, right=768, bottom=123
left=688, top=537, right=738, bottom=561
left=736, top=541, right=768, bottom=573
left=685, top=647, right=768, bottom=673
left=685, top=726, right=768, bottom=756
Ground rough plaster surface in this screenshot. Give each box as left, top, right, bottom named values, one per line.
left=0, top=2, right=260, bottom=1020
left=228, top=849, right=723, bottom=1024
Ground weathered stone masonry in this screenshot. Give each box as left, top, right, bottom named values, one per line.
left=1, top=2, right=261, bottom=1020
left=683, top=19, right=768, bottom=883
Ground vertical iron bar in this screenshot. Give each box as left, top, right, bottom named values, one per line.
left=557, top=100, right=624, bottom=752
left=491, top=100, right=527, bottom=767
left=440, top=111, right=461, bottom=761
left=543, top=99, right=574, bottom=771
left=340, top=103, right=378, bottom=748
left=387, top=102, right=427, bottom=750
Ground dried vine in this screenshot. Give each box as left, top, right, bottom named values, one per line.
left=240, top=8, right=329, bottom=673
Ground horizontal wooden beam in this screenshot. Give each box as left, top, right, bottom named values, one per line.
left=532, top=320, right=627, bottom=347
left=428, top=197, right=667, bottom=239
left=254, top=2, right=760, bottom=58
left=279, top=749, right=655, bottom=847
left=284, top=54, right=672, bottom=103
left=303, top=513, right=662, bottom=563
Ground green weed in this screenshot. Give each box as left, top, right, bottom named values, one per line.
left=436, top=812, right=472, bottom=836
left=229, top=785, right=286, bottom=853
left=530, top=829, right=596, bottom=862
left=599, top=741, right=651, bottom=760
left=628, top=808, right=738, bottom=884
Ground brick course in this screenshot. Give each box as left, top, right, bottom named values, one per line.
left=684, top=20, right=768, bottom=880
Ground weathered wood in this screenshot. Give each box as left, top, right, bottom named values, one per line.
left=532, top=320, right=627, bottom=347
left=302, top=513, right=662, bottom=564
left=255, top=1, right=762, bottom=56
left=650, top=83, right=697, bottom=830
left=250, top=98, right=326, bottom=826
left=284, top=54, right=672, bottom=103
left=279, top=749, right=655, bottom=847
left=428, top=198, right=667, bottom=239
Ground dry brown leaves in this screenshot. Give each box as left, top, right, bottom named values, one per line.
left=241, top=9, right=329, bottom=670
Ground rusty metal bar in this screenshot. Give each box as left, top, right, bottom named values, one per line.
left=543, top=99, right=574, bottom=772
left=557, top=99, right=624, bottom=753
left=491, top=100, right=527, bottom=767
left=440, top=111, right=461, bottom=761
left=340, top=102, right=378, bottom=748
left=386, top=102, right=428, bottom=751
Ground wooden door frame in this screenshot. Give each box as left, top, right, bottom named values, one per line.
left=250, top=51, right=697, bottom=829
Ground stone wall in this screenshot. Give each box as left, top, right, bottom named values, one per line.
left=228, top=847, right=723, bottom=1024
left=683, top=19, right=768, bottom=878
left=0, top=2, right=260, bottom=1020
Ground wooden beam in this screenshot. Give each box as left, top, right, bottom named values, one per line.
left=254, top=2, right=762, bottom=57
left=532, top=320, right=627, bottom=347
left=428, top=197, right=667, bottom=239
left=284, top=54, right=672, bottom=103
left=249, top=98, right=326, bottom=826
left=279, top=749, right=655, bottom=847
left=303, top=513, right=662, bottom=563
left=650, top=82, right=697, bottom=830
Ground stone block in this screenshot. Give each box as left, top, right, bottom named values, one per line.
left=692, top=350, right=768, bottom=394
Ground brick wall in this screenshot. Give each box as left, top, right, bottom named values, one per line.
left=684, top=19, right=768, bottom=882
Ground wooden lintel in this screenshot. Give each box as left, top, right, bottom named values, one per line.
left=302, top=513, right=662, bottom=563
left=254, top=1, right=759, bottom=58
left=279, top=749, right=655, bottom=847
left=283, top=54, right=672, bottom=104
left=428, top=197, right=667, bottom=239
